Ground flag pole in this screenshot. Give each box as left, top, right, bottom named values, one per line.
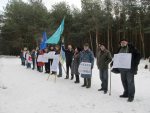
left=109, top=68, right=112, bottom=96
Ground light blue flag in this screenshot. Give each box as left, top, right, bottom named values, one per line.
left=59, top=46, right=66, bottom=64
left=40, top=32, right=47, bottom=50
left=46, top=18, right=64, bottom=44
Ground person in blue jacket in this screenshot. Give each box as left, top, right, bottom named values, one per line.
left=80, top=43, right=94, bottom=88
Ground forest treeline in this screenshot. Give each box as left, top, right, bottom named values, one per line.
left=0, top=0, right=150, bottom=57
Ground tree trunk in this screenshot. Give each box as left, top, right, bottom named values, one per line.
left=107, top=24, right=110, bottom=50
left=110, top=28, right=113, bottom=52
left=89, top=31, right=93, bottom=52
left=96, top=29, right=99, bottom=56
left=139, top=18, right=145, bottom=58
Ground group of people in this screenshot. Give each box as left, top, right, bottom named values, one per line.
left=20, top=39, right=141, bottom=102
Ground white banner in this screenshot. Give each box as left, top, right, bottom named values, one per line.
left=37, top=55, right=43, bottom=62
left=113, top=53, right=132, bottom=69
left=51, top=55, right=60, bottom=72
left=47, top=51, right=55, bottom=59
left=78, top=62, right=91, bottom=74
left=43, top=53, right=49, bottom=63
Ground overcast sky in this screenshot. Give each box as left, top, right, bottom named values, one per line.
left=0, top=0, right=81, bottom=12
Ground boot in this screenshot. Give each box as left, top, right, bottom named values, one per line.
left=65, top=75, right=69, bottom=79
left=57, top=74, right=62, bottom=77
left=74, top=75, right=80, bottom=83
left=127, top=97, right=134, bottom=102
left=86, top=78, right=91, bottom=88
left=81, top=78, right=87, bottom=87
left=71, top=74, right=74, bottom=80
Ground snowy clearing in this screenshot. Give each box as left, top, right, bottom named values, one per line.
left=0, top=57, right=150, bottom=113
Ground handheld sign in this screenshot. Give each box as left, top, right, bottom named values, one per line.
left=78, top=62, right=91, bottom=74
left=51, top=55, right=59, bottom=72
left=47, top=51, right=55, bottom=59
left=113, top=53, right=132, bottom=69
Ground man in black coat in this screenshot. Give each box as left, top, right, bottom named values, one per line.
left=62, top=42, right=74, bottom=79
left=117, top=39, right=141, bottom=102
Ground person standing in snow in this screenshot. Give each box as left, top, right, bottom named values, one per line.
left=31, top=49, right=36, bottom=70
left=71, top=47, right=82, bottom=83
left=48, top=46, right=55, bottom=74
left=80, top=43, right=94, bottom=88
left=26, top=50, right=32, bottom=69
left=37, top=50, right=44, bottom=72
left=117, top=39, right=140, bottom=102
left=20, top=49, right=24, bottom=65
left=96, top=43, right=112, bottom=94
left=55, top=45, right=62, bottom=77
left=62, top=40, right=74, bottom=79
left=44, top=48, right=50, bottom=73
left=149, top=56, right=150, bottom=71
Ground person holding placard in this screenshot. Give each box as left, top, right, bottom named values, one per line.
left=48, top=46, right=55, bottom=74
left=97, top=44, right=112, bottom=94
left=37, top=50, right=44, bottom=72
left=55, top=45, right=62, bottom=77
left=117, top=39, right=140, bottom=102
left=80, top=43, right=94, bottom=88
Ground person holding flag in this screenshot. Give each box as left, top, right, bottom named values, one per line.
left=61, top=39, right=74, bottom=79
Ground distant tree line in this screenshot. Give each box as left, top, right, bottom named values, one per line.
left=0, top=0, right=150, bottom=57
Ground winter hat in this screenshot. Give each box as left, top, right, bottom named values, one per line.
left=100, top=43, right=107, bottom=48
left=119, top=39, right=128, bottom=43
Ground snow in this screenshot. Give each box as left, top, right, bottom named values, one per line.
left=0, top=56, right=150, bottom=113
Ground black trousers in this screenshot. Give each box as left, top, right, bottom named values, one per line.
left=120, top=69, right=135, bottom=98
left=66, top=62, right=72, bottom=76
left=45, top=62, right=50, bottom=73
left=32, top=59, right=35, bottom=69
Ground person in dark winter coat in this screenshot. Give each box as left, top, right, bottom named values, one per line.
left=97, top=44, right=112, bottom=94
left=62, top=43, right=74, bottom=79
left=44, top=48, right=50, bottom=73
left=80, top=43, right=94, bottom=88
left=117, top=39, right=141, bottom=102
left=71, top=47, right=81, bottom=83
left=31, top=49, right=36, bottom=70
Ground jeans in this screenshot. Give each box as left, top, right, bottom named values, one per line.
left=99, top=69, right=108, bottom=91
left=119, top=69, right=135, bottom=98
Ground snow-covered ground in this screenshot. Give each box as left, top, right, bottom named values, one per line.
left=0, top=56, right=150, bottom=113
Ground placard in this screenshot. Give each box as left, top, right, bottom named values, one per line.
left=43, top=53, right=49, bottom=63
left=47, top=51, right=55, bottom=59
left=78, top=62, right=91, bottom=74
left=113, top=53, right=132, bottom=69
left=37, top=55, right=43, bottom=62
left=50, top=55, right=59, bottom=72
